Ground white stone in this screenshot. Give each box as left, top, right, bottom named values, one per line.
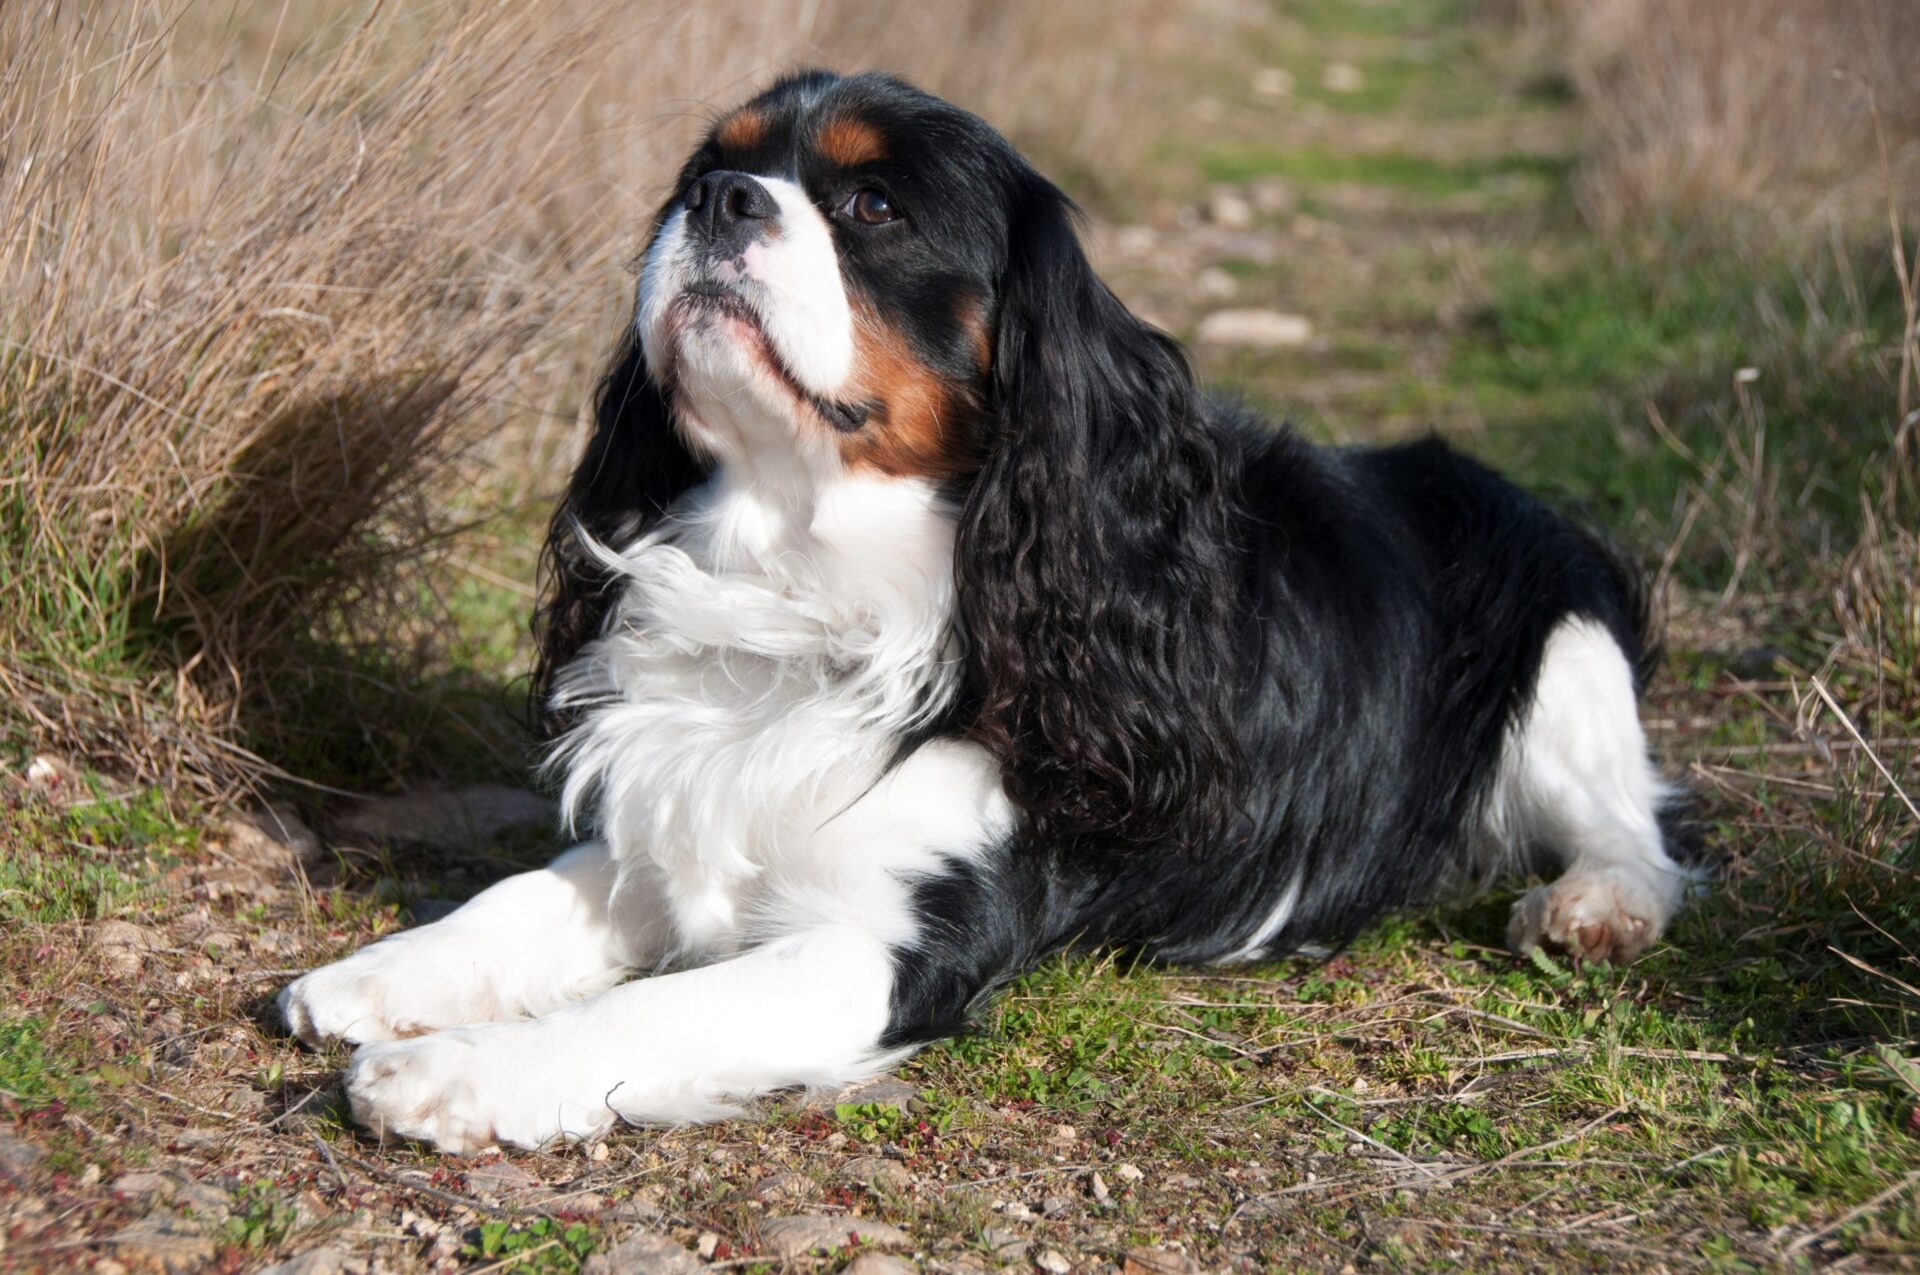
left=1195, top=309, right=1314, bottom=348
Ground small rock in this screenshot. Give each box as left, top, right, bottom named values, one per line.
left=1196, top=267, right=1238, bottom=301
left=753, top=1172, right=819, bottom=1204
left=111, top=1171, right=176, bottom=1200
left=582, top=1232, right=703, bottom=1275
left=1124, top=1247, right=1203, bottom=1275
left=1249, top=178, right=1297, bottom=216
left=174, top=1180, right=232, bottom=1221
left=589, top=1140, right=610, bottom=1162
left=259, top=1246, right=359, bottom=1275
left=226, top=803, right=327, bottom=870
left=1251, top=66, right=1293, bottom=100
left=841, top=1155, right=910, bottom=1192
left=696, top=1231, right=720, bottom=1259
left=1114, top=1163, right=1144, bottom=1184
left=759, top=1214, right=911, bottom=1259
left=844, top=1256, right=918, bottom=1275
left=92, top=1260, right=130, bottom=1275
left=1321, top=61, right=1365, bottom=93
left=91, top=920, right=156, bottom=979
left=333, top=785, right=555, bottom=851
left=1205, top=189, right=1254, bottom=230
left=1000, top=1200, right=1034, bottom=1220
left=1041, top=1194, right=1073, bottom=1217
left=1037, top=1251, right=1074, bottom=1275
left=603, top=1187, right=666, bottom=1223
left=1195, top=309, right=1313, bottom=349
left=984, top=1226, right=1029, bottom=1260
left=24, top=754, right=83, bottom=802
left=0, top=1133, right=45, bottom=1180
left=108, top=1217, right=216, bottom=1275
left=1049, top=1124, right=1078, bottom=1144
left=1090, top=1172, right=1110, bottom=1204
left=834, top=1075, right=918, bottom=1111
left=466, top=1159, right=540, bottom=1198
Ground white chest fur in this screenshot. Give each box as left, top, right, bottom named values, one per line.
left=547, top=473, right=962, bottom=959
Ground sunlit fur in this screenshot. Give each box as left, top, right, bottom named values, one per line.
left=279, top=70, right=1702, bottom=1154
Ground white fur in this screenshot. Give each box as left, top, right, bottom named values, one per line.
left=1490, top=617, right=1692, bottom=962
left=638, top=175, right=854, bottom=412
left=336, top=740, right=1010, bottom=1151
left=283, top=199, right=1014, bottom=1148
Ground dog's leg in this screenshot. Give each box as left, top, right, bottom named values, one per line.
left=1501, top=617, right=1693, bottom=963
left=279, top=842, right=666, bottom=1045
left=343, top=739, right=1015, bottom=1152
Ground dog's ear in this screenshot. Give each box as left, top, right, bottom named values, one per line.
left=531, top=333, right=710, bottom=735
left=956, top=177, right=1245, bottom=857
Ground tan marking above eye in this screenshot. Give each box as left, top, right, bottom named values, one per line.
left=716, top=108, right=767, bottom=151
left=817, top=116, right=888, bottom=168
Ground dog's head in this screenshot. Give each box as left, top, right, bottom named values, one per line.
left=539, top=70, right=1245, bottom=856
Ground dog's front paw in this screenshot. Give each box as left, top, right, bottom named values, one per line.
left=345, top=1025, right=617, bottom=1154
left=1508, top=871, right=1673, bottom=964
left=278, top=931, right=506, bottom=1047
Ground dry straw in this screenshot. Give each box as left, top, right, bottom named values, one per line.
left=0, top=0, right=1171, bottom=795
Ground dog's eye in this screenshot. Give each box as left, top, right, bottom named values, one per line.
left=838, top=189, right=898, bottom=226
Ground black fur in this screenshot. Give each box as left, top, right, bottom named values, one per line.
left=959, top=176, right=1246, bottom=860
left=529, top=69, right=1685, bottom=1055
left=887, top=415, right=1666, bottom=1046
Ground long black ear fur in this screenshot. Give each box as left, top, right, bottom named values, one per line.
left=957, top=178, right=1246, bottom=858
left=530, top=333, right=710, bottom=735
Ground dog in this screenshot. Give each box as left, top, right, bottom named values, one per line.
left=278, top=70, right=1696, bottom=1153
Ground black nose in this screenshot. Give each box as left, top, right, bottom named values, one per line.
left=684, top=171, right=777, bottom=243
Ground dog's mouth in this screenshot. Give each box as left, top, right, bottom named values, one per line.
left=668, top=285, right=871, bottom=434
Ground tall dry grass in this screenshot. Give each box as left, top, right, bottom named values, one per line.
left=0, top=0, right=1173, bottom=794
left=1550, top=0, right=1920, bottom=228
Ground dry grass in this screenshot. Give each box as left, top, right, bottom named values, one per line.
left=1541, top=0, right=1920, bottom=227
left=0, top=0, right=1174, bottom=796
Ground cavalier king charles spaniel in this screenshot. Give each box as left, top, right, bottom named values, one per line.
left=279, top=70, right=1697, bottom=1153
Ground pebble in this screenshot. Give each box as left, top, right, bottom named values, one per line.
left=0, top=1133, right=45, bottom=1181
left=108, top=1217, right=216, bottom=1275
left=1321, top=61, right=1365, bottom=93
left=581, top=1232, right=703, bottom=1275
left=1196, top=267, right=1239, bottom=300
left=91, top=920, right=157, bottom=979
left=1206, top=190, right=1254, bottom=230
left=1125, top=1248, right=1204, bottom=1275
left=1195, top=309, right=1314, bottom=348
left=841, top=1155, right=911, bottom=1192
left=758, top=1214, right=911, bottom=1259
left=1250, top=177, right=1297, bottom=216
left=983, top=1226, right=1029, bottom=1260
left=1041, top=1194, right=1073, bottom=1217
left=465, top=1159, right=539, bottom=1198
left=1252, top=66, right=1294, bottom=100
left=843, top=1256, right=918, bottom=1275
left=259, top=1245, right=363, bottom=1275
left=1037, top=1251, right=1074, bottom=1274
left=834, top=1075, right=919, bottom=1111
left=1114, top=1163, right=1145, bottom=1184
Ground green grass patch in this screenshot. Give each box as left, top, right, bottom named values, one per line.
left=0, top=1015, right=87, bottom=1110
left=0, top=784, right=193, bottom=924
left=1196, top=141, right=1565, bottom=197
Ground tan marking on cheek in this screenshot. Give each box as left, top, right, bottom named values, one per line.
left=716, top=108, right=766, bottom=152
left=818, top=116, right=888, bottom=168
left=838, top=305, right=982, bottom=479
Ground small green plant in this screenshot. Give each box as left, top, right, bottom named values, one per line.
left=219, top=1183, right=299, bottom=1251
left=462, top=1217, right=602, bottom=1273
left=0, top=1015, right=85, bottom=1109
left=834, top=1100, right=907, bottom=1142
